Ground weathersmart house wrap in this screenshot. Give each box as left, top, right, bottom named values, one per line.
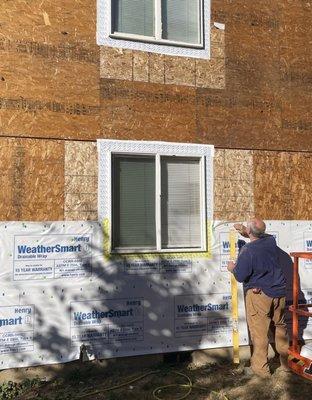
left=0, top=221, right=312, bottom=369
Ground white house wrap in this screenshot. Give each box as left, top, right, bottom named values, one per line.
left=0, top=221, right=311, bottom=369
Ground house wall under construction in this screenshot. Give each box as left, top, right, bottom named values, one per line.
left=1, top=0, right=312, bottom=223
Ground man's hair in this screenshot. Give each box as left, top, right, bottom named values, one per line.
left=247, top=220, right=266, bottom=238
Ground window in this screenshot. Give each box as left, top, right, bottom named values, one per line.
left=97, top=0, right=211, bottom=59
left=112, top=153, right=206, bottom=252
left=111, top=0, right=203, bottom=48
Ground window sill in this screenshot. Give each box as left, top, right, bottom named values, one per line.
left=109, top=33, right=204, bottom=50
left=111, top=247, right=207, bottom=255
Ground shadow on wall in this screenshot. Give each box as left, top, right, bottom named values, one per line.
left=4, top=224, right=311, bottom=400
left=6, top=223, right=239, bottom=376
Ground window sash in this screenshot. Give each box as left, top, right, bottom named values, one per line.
left=112, top=155, right=157, bottom=250
left=160, top=156, right=202, bottom=249
left=161, top=0, right=202, bottom=45
left=111, top=152, right=206, bottom=253
left=112, top=0, right=154, bottom=37
left=110, top=0, right=203, bottom=48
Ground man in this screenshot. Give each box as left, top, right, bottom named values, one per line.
left=227, top=218, right=289, bottom=378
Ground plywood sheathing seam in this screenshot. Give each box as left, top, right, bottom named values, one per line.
left=100, top=26, right=225, bottom=89
left=0, top=137, right=64, bottom=221
left=64, top=141, right=98, bottom=221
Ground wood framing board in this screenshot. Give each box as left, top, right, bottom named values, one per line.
left=64, top=141, right=98, bottom=221
left=0, top=137, right=64, bottom=221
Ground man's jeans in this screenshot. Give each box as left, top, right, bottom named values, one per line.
left=246, top=290, right=289, bottom=377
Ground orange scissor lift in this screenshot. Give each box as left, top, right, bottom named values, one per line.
left=288, top=252, right=312, bottom=380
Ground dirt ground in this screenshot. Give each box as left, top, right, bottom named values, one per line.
left=6, top=356, right=311, bottom=400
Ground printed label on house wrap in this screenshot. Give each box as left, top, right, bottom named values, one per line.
left=174, top=293, right=232, bottom=338
left=70, top=298, right=144, bottom=346
left=0, top=305, right=34, bottom=354
left=13, top=234, right=92, bottom=280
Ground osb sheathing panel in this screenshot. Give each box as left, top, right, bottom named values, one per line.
left=254, top=151, right=312, bottom=220
left=253, top=151, right=292, bottom=220
left=100, top=80, right=197, bottom=142
left=98, top=0, right=312, bottom=151
left=287, top=153, right=312, bottom=220
left=214, top=0, right=312, bottom=151
left=214, top=149, right=254, bottom=221
left=64, top=142, right=98, bottom=221
left=0, top=137, right=64, bottom=220
left=3, top=0, right=312, bottom=151
left=212, top=2, right=282, bottom=149
left=1, top=53, right=98, bottom=104
left=0, top=0, right=100, bottom=140
left=100, top=26, right=225, bottom=89
left=1, top=0, right=96, bottom=45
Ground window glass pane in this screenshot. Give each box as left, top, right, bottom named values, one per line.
left=113, top=156, right=156, bottom=249
left=162, top=0, right=201, bottom=44
left=112, top=0, right=154, bottom=37
left=161, top=157, right=202, bottom=249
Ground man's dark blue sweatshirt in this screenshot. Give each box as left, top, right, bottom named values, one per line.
left=233, top=235, right=286, bottom=298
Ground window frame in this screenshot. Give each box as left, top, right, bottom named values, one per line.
left=109, top=0, right=204, bottom=49
left=110, top=151, right=207, bottom=254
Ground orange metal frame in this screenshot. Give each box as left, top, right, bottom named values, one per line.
left=288, top=252, right=312, bottom=380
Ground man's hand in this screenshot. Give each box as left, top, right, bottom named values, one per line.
left=227, top=260, right=236, bottom=272
left=234, top=223, right=249, bottom=238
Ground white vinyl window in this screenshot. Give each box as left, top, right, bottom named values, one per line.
left=112, top=153, right=206, bottom=253
left=110, top=0, right=204, bottom=48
